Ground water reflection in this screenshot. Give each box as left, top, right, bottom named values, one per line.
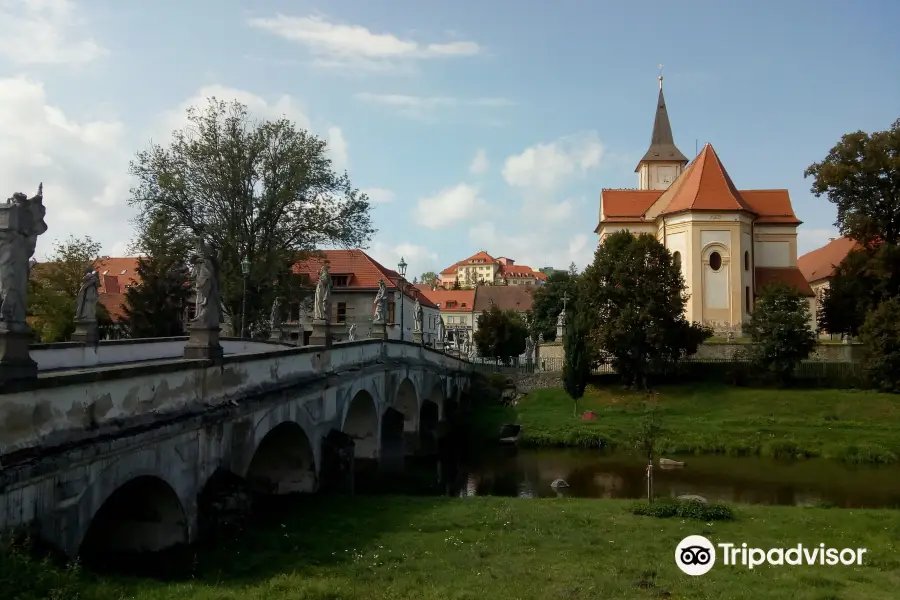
left=456, top=449, right=900, bottom=508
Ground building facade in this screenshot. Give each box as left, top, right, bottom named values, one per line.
left=595, top=76, right=814, bottom=332
left=439, top=251, right=547, bottom=289
left=414, top=287, right=476, bottom=344
left=291, top=250, right=441, bottom=345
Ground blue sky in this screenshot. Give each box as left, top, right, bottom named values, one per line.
left=2, top=0, right=898, bottom=277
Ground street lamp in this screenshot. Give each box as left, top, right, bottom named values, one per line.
left=397, top=257, right=408, bottom=342
left=241, top=255, right=250, bottom=339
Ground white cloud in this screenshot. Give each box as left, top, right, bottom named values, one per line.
left=0, top=0, right=106, bottom=65
left=248, top=13, right=481, bottom=71
left=502, top=132, right=605, bottom=193
left=469, top=148, right=489, bottom=175
left=414, top=183, right=487, bottom=229
left=0, top=75, right=133, bottom=261
left=798, top=227, right=840, bottom=256
left=361, top=188, right=395, bottom=204
left=368, top=240, right=439, bottom=277
left=327, top=126, right=348, bottom=172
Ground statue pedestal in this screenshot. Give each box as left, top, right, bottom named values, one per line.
left=268, top=327, right=284, bottom=343
left=435, top=340, right=444, bottom=352
left=71, top=319, right=99, bottom=345
left=0, top=323, right=38, bottom=383
left=310, top=319, right=330, bottom=347
left=370, top=322, right=387, bottom=340
left=413, top=330, right=423, bottom=345
left=184, top=326, right=224, bottom=359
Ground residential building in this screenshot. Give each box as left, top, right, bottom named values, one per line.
left=594, top=75, right=814, bottom=332
left=798, top=236, right=861, bottom=335
left=439, top=251, right=547, bottom=288
left=94, top=257, right=142, bottom=321
left=291, top=250, right=441, bottom=345
left=471, top=285, right=535, bottom=334
left=414, top=286, right=475, bottom=343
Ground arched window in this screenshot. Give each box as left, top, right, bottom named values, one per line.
left=672, top=251, right=682, bottom=271
left=744, top=251, right=750, bottom=271
left=709, top=251, right=722, bottom=272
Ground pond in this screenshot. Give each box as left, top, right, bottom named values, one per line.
left=454, top=448, right=900, bottom=508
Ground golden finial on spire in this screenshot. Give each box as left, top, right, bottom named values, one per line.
left=658, top=63, right=664, bottom=90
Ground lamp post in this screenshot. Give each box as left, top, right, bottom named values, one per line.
left=397, top=257, right=408, bottom=342
left=241, top=255, right=250, bottom=339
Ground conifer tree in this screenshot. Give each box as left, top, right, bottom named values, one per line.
left=563, top=309, right=590, bottom=415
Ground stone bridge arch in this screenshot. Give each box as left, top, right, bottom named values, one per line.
left=71, top=458, right=193, bottom=562
left=342, top=388, right=380, bottom=460
left=239, top=401, right=321, bottom=494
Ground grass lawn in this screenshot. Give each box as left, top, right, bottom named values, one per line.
left=10, top=495, right=900, bottom=600
left=475, top=382, right=900, bottom=463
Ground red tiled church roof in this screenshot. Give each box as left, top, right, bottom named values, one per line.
left=797, top=236, right=861, bottom=284
left=755, top=267, right=814, bottom=297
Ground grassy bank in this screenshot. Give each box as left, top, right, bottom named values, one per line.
left=6, top=495, right=900, bottom=600
left=476, top=382, right=900, bottom=463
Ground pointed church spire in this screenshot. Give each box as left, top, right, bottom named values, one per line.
left=635, top=72, right=688, bottom=172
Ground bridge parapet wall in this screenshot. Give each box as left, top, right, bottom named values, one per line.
left=0, top=340, right=468, bottom=464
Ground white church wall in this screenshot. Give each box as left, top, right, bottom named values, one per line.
left=754, top=240, right=791, bottom=267
left=700, top=230, right=731, bottom=249
left=741, top=228, right=753, bottom=318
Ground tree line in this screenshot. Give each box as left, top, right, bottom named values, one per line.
left=27, top=98, right=374, bottom=341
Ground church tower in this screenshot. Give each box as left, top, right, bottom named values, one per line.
left=635, top=72, right=688, bottom=190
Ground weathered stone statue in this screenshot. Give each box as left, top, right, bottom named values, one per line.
left=0, top=184, right=48, bottom=380
left=413, top=296, right=423, bottom=332
left=437, top=316, right=446, bottom=341
left=538, top=332, right=544, bottom=345
left=0, top=184, right=48, bottom=326
left=184, top=236, right=224, bottom=359
left=348, top=323, right=357, bottom=341
left=313, top=265, right=331, bottom=322
left=270, top=296, right=283, bottom=330
left=373, top=279, right=387, bottom=324
left=189, top=237, right=223, bottom=329
left=74, top=269, right=100, bottom=321
left=525, top=335, right=535, bottom=362
left=556, top=310, right=566, bottom=328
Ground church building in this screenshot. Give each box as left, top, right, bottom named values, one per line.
left=595, top=75, right=814, bottom=332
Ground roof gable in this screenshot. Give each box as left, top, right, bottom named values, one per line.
left=797, top=236, right=860, bottom=283
left=651, top=143, right=755, bottom=216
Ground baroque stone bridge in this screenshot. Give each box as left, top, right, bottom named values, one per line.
left=0, top=337, right=471, bottom=559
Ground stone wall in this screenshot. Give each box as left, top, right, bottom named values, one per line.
left=510, top=371, right=562, bottom=394
left=534, top=341, right=862, bottom=366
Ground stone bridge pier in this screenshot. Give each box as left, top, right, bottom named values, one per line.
left=0, top=339, right=471, bottom=559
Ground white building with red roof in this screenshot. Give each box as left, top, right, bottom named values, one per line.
left=438, top=251, right=547, bottom=289
left=595, top=75, right=814, bottom=331
left=292, top=250, right=441, bottom=345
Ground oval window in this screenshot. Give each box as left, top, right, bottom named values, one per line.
left=709, top=251, right=722, bottom=271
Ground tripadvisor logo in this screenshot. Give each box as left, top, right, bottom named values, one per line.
left=675, top=535, right=867, bottom=576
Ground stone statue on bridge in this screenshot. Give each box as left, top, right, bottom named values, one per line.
left=189, top=237, right=223, bottom=329
left=413, top=295, right=423, bottom=332
left=0, top=184, right=48, bottom=327
left=373, top=279, right=387, bottom=324
left=313, top=265, right=331, bottom=322
left=525, top=335, right=535, bottom=363
left=0, top=184, right=48, bottom=380
left=270, top=296, right=283, bottom=330
left=437, top=316, right=445, bottom=341
left=74, top=268, right=100, bottom=321
left=348, top=323, right=357, bottom=341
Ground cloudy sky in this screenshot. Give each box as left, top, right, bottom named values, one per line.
left=2, top=0, right=898, bottom=277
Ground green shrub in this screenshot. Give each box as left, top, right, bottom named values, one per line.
left=859, top=297, right=900, bottom=393
left=0, top=535, right=85, bottom=600
left=630, top=498, right=735, bottom=521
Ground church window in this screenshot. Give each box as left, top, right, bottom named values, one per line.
left=745, top=286, right=751, bottom=312
left=744, top=251, right=749, bottom=271
left=709, top=251, right=722, bottom=271
left=672, top=251, right=682, bottom=271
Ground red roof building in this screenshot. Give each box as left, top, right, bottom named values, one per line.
left=438, top=251, right=547, bottom=289
left=594, top=76, right=814, bottom=332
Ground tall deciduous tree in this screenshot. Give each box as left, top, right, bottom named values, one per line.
left=804, top=119, right=900, bottom=246
left=745, top=283, right=817, bottom=385
left=127, top=97, right=374, bottom=336
left=858, top=296, right=900, bottom=393
left=419, top=271, right=439, bottom=288
left=579, top=231, right=711, bottom=389
left=28, top=236, right=113, bottom=342
left=530, top=270, right=578, bottom=341
left=818, top=244, right=900, bottom=337
left=473, top=304, right=528, bottom=364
